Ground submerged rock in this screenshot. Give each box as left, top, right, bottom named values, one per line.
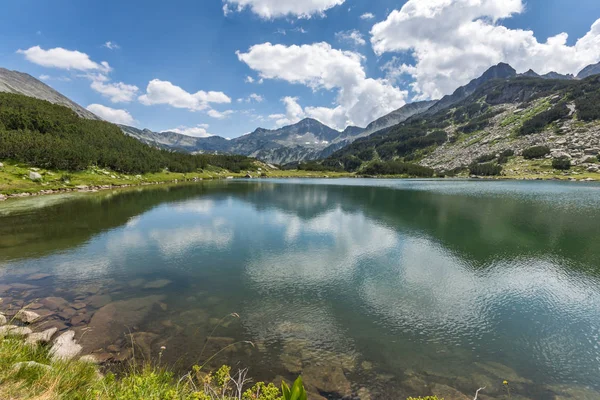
left=26, top=273, right=52, bottom=281
left=50, top=331, right=82, bottom=361
left=143, top=279, right=172, bottom=289
left=82, top=295, right=165, bottom=352
left=302, top=364, right=352, bottom=397
left=431, top=384, right=470, bottom=400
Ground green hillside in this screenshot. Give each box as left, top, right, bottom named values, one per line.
left=0, top=92, right=256, bottom=174
left=323, top=75, right=600, bottom=176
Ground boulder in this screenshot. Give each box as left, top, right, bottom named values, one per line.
left=87, top=294, right=112, bottom=309
left=16, top=310, right=41, bottom=324
left=81, top=295, right=164, bottom=352
left=29, top=171, right=42, bottom=181
left=41, top=297, right=69, bottom=311
left=0, top=162, right=3, bottom=168
left=12, top=361, right=52, bottom=372
left=25, top=327, right=58, bottom=346
left=0, top=313, right=6, bottom=325
left=0, top=325, right=33, bottom=336
left=50, top=331, right=82, bottom=361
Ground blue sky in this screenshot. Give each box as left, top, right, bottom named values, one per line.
left=1, top=0, right=599, bottom=138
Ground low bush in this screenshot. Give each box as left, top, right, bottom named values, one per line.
left=518, top=103, right=570, bottom=135
left=475, top=153, right=496, bottom=163
left=363, top=161, right=435, bottom=177
left=469, top=162, right=503, bottom=176
left=522, top=145, right=550, bottom=159
left=552, top=157, right=571, bottom=170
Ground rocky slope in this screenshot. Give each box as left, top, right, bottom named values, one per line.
left=0, top=68, right=99, bottom=120
left=325, top=62, right=600, bottom=176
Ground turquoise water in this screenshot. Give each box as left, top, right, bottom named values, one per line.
left=1, top=179, right=600, bottom=399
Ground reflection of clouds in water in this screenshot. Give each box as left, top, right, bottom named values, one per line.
left=52, top=256, right=112, bottom=281
left=247, top=207, right=398, bottom=287
left=149, top=220, right=232, bottom=257
left=171, top=199, right=215, bottom=215
left=359, top=237, right=600, bottom=371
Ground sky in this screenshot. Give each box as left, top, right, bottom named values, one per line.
left=1, top=0, right=599, bottom=139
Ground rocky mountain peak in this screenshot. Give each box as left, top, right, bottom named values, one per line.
left=577, top=61, right=600, bottom=79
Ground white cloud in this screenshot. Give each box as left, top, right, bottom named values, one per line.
left=39, top=74, right=50, bottom=81
left=237, top=42, right=407, bottom=129
left=207, top=109, right=234, bottom=119
left=371, top=0, right=600, bottom=100
left=139, top=79, right=231, bottom=111
left=103, top=41, right=120, bottom=50
left=222, top=0, right=345, bottom=18
left=245, top=75, right=255, bottom=83
left=271, top=96, right=306, bottom=126
left=360, top=12, right=374, bottom=20
left=90, top=79, right=139, bottom=103
left=238, top=93, right=264, bottom=103
left=163, top=124, right=213, bottom=138
left=86, top=104, right=134, bottom=125
left=335, top=29, right=366, bottom=46
left=17, top=46, right=110, bottom=72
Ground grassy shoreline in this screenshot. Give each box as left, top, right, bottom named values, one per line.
left=2, top=157, right=599, bottom=200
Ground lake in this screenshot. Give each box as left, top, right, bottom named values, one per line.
left=1, top=179, right=600, bottom=399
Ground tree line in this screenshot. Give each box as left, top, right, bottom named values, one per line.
left=0, top=93, right=256, bottom=174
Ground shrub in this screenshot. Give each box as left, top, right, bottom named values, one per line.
left=469, top=162, right=503, bottom=176
left=522, top=145, right=550, bottom=159
left=475, top=153, right=496, bottom=163
left=501, top=149, right=515, bottom=157
left=552, top=156, right=571, bottom=170
left=518, top=103, right=570, bottom=135
left=363, top=161, right=435, bottom=177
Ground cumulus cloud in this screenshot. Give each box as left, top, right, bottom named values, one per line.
left=237, top=42, right=407, bottom=129
left=245, top=76, right=255, bottom=83
left=335, top=29, right=366, bottom=46
left=222, top=0, right=345, bottom=18
left=139, top=79, right=231, bottom=112
left=360, top=12, right=374, bottom=20
left=207, top=109, right=234, bottom=119
left=371, top=0, right=600, bottom=100
left=103, top=41, right=120, bottom=50
left=86, top=104, right=134, bottom=125
left=163, top=124, right=212, bottom=138
left=17, top=46, right=111, bottom=73
left=90, top=79, right=138, bottom=103
left=270, top=96, right=306, bottom=126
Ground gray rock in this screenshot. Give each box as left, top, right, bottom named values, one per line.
left=50, top=331, right=82, bottom=361
left=16, top=310, right=41, bottom=324
left=0, top=162, right=3, bottom=168
left=0, top=325, right=33, bottom=336
left=0, top=313, right=6, bottom=325
left=29, top=171, right=42, bottom=181
left=25, top=327, right=58, bottom=346
left=12, top=361, right=52, bottom=372
left=143, top=279, right=172, bottom=289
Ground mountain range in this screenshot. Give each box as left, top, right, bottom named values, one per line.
left=1, top=61, right=599, bottom=166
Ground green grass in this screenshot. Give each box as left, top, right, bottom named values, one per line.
left=0, top=160, right=355, bottom=196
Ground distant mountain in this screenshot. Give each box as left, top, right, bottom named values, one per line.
left=0, top=68, right=99, bottom=120
left=577, top=62, right=600, bottom=79
left=119, top=125, right=231, bottom=153
left=520, top=69, right=540, bottom=78
left=541, top=71, right=575, bottom=80
left=425, top=63, right=517, bottom=115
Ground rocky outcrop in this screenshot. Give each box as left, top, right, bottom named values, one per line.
left=50, top=331, right=83, bottom=361
left=0, top=68, right=99, bottom=120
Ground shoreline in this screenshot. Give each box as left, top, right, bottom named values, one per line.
left=2, top=173, right=599, bottom=201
